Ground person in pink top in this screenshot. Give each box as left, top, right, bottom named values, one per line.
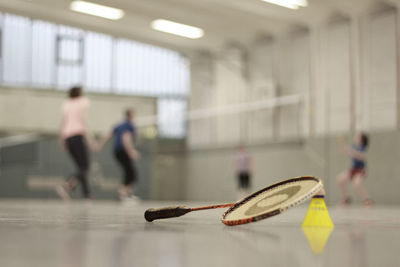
left=56, top=86, right=93, bottom=199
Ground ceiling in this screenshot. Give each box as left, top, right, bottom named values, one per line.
left=0, top=0, right=397, bottom=53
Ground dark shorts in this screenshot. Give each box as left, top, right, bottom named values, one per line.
left=238, top=172, right=251, bottom=189
left=349, top=168, right=366, bottom=179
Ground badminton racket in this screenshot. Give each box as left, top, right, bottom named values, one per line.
left=145, top=176, right=322, bottom=226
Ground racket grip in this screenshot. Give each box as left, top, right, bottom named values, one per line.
left=144, top=206, right=191, bottom=222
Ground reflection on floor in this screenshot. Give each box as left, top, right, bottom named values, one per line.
left=0, top=200, right=399, bottom=267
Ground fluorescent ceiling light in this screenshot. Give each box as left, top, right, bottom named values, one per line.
left=261, top=0, right=308, bottom=9
left=70, top=1, right=124, bottom=20
left=295, top=0, right=308, bottom=7
left=151, top=19, right=204, bottom=39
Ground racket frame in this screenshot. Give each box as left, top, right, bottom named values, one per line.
left=221, top=176, right=323, bottom=226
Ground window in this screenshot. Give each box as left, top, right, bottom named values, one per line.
left=32, top=20, right=56, bottom=88
left=55, top=25, right=84, bottom=89
left=84, top=32, right=112, bottom=93
left=112, top=39, right=189, bottom=97
left=157, top=98, right=187, bottom=138
left=0, top=12, right=190, bottom=138
left=3, top=14, right=30, bottom=85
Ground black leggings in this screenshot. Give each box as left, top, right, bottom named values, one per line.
left=66, top=135, right=90, bottom=198
left=238, top=172, right=251, bottom=189
left=114, top=150, right=136, bottom=185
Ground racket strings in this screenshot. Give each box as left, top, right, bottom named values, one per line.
left=237, top=180, right=317, bottom=211
left=222, top=177, right=323, bottom=225
left=281, top=182, right=322, bottom=212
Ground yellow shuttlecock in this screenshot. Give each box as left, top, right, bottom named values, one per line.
left=302, top=196, right=334, bottom=228
left=302, top=196, right=334, bottom=254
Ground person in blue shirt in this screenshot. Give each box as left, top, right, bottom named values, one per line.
left=97, top=109, right=140, bottom=200
left=336, top=133, right=372, bottom=207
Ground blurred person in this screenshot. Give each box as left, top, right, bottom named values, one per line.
left=234, top=144, right=253, bottom=199
left=56, top=86, right=95, bottom=200
left=336, top=133, right=373, bottom=207
left=96, top=108, right=140, bottom=200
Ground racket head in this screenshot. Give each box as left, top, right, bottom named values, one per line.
left=221, top=176, right=322, bottom=226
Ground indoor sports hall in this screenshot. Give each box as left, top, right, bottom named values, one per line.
left=1, top=0, right=400, bottom=266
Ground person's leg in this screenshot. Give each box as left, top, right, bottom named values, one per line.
left=125, top=161, right=137, bottom=197
left=352, top=173, right=372, bottom=206
left=241, top=173, right=250, bottom=196
left=66, top=177, right=78, bottom=189
left=237, top=173, right=249, bottom=199
left=57, top=137, right=77, bottom=200
left=114, top=151, right=125, bottom=199
left=68, top=136, right=91, bottom=198
left=115, top=150, right=135, bottom=200
left=337, top=170, right=351, bottom=204
left=56, top=175, right=79, bottom=200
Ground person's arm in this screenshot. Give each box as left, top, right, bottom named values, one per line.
left=349, top=148, right=366, bottom=161
left=249, top=155, right=254, bottom=175
left=81, top=99, right=97, bottom=151
left=95, top=131, right=113, bottom=152
left=338, top=136, right=351, bottom=156
left=338, top=136, right=366, bottom=160
left=233, top=154, right=241, bottom=174
left=84, top=130, right=97, bottom=151
left=59, top=116, right=66, bottom=152
left=59, top=104, right=67, bottom=152
left=122, top=131, right=140, bottom=160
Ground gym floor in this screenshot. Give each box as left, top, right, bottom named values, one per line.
left=0, top=200, right=398, bottom=267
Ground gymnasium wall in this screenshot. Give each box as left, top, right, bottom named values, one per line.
left=185, top=8, right=400, bottom=204
left=0, top=86, right=157, bottom=135
left=188, top=8, right=400, bottom=145
left=0, top=136, right=151, bottom=199
left=187, top=51, right=215, bottom=147
left=0, top=135, right=187, bottom=200
left=248, top=38, right=276, bottom=142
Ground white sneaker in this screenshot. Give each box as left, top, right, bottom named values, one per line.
left=127, top=195, right=140, bottom=201
left=120, top=195, right=140, bottom=205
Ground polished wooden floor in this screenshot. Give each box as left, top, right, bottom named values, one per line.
left=0, top=200, right=398, bottom=267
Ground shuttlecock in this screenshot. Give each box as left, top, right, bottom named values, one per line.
left=302, top=196, right=334, bottom=254
left=302, top=196, right=334, bottom=227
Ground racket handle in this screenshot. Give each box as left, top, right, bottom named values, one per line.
left=144, top=206, right=191, bottom=222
